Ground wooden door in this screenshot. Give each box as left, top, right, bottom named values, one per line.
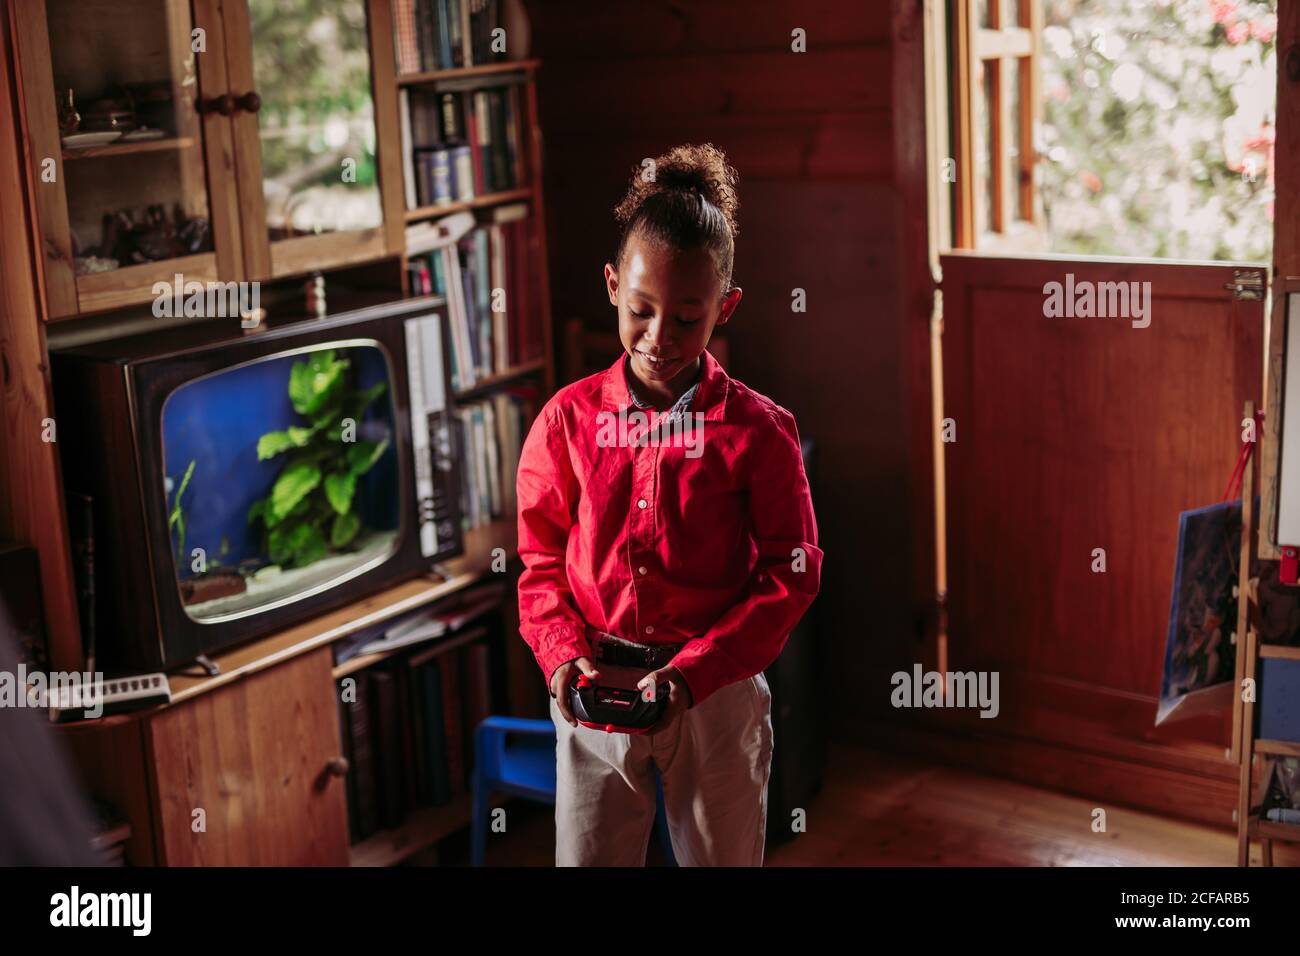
left=12, top=0, right=244, bottom=318
left=146, top=648, right=350, bottom=865
left=939, top=253, right=1265, bottom=769
left=220, top=0, right=403, bottom=281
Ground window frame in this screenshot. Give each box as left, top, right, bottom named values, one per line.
left=949, top=0, right=1043, bottom=252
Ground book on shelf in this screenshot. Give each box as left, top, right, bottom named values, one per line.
left=342, top=671, right=380, bottom=841
left=454, top=388, right=534, bottom=533
left=405, top=203, right=542, bottom=391
left=393, top=0, right=509, bottom=75
left=336, top=624, right=498, bottom=845
left=398, top=82, right=526, bottom=209
left=438, top=647, right=466, bottom=798
left=368, top=665, right=406, bottom=831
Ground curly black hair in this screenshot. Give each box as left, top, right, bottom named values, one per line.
left=612, top=143, right=740, bottom=294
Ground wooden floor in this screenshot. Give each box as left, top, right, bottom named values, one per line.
left=454, top=743, right=1298, bottom=867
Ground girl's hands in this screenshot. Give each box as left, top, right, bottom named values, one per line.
left=550, top=660, right=693, bottom=729
left=637, top=665, right=691, bottom=727
left=550, top=657, right=599, bottom=726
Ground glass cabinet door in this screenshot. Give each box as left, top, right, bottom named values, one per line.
left=18, top=0, right=239, bottom=318
left=228, top=0, right=392, bottom=279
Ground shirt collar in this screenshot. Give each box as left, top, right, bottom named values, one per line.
left=625, top=354, right=700, bottom=414
left=602, top=348, right=729, bottom=422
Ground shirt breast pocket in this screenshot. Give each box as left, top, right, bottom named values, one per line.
left=664, top=446, right=750, bottom=580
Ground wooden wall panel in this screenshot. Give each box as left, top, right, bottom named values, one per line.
left=527, top=0, right=890, bottom=57
left=941, top=254, right=1264, bottom=753
left=540, top=48, right=890, bottom=123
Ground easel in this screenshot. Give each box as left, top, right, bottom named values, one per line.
left=1233, top=401, right=1300, bottom=865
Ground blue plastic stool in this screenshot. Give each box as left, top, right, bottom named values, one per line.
left=471, top=715, right=676, bottom=866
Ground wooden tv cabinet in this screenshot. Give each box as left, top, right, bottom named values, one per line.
left=54, top=523, right=544, bottom=867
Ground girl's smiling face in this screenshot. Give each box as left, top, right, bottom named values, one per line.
left=604, top=230, right=742, bottom=401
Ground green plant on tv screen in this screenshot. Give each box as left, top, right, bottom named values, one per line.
left=168, top=458, right=197, bottom=561
left=248, top=349, right=389, bottom=570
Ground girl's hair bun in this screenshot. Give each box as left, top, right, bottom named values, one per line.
left=612, top=143, right=741, bottom=291
left=614, top=143, right=739, bottom=239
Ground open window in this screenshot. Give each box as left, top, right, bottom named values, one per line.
left=946, top=0, right=1277, bottom=262
left=921, top=0, right=1275, bottom=767
left=950, top=0, right=1043, bottom=250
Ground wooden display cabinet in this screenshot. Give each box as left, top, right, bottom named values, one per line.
left=13, top=0, right=404, bottom=319
left=2, top=0, right=557, bottom=864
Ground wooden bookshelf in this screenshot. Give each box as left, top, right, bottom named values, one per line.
left=1260, top=643, right=1300, bottom=661
left=332, top=608, right=499, bottom=680
left=395, top=58, right=540, bottom=88
left=383, top=26, right=555, bottom=397
left=1255, top=739, right=1300, bottom=758
left=318, top=20, right=548, bottom=850
left=3, top=0, right=554, bottom=869
left=1248, top=815, right=1300, bottom=845
left=349, top=792, right=507, bottom=866
left=453, top=357, right=546, bottom=400
left=404, top=186, right=532, bottom=224
left=164, top=570, right=488, bottom=704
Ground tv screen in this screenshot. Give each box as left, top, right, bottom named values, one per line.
left=51, top=296, right=463, bottom=673
left=160, top=342, right=403, bottom=624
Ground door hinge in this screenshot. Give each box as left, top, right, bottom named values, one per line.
left=1224, top=270, right=1266, bottom=301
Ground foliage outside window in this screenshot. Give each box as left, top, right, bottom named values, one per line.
left=951, top=0, right=1274, bottom=261
left=1037, top=0, right=1276, bottom=262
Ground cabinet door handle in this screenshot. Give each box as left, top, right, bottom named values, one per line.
left=326, top=756, right=349, bottom=777
left=235, top=91, right=262, bottom=114
left=197, top=93, right=235, bottom=116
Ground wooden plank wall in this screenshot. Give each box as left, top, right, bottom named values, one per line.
left=527, top=0, right=918, bottom=726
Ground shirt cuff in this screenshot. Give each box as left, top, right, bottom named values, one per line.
left=668, top=643, right=727, bottom=709
left=535, top=627, right=592, bottom=692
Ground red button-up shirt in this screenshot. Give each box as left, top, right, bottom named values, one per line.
left=515, top=349, right=823, bottom=707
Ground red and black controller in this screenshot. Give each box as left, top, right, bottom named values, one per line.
left=568, top=665, right=671, bottom=734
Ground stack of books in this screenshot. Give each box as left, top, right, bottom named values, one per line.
left=398, top=80, right=526, bottom=209
left=391, top=0, right=508, bottom=74
left=406, top=203, right=543, bottom=389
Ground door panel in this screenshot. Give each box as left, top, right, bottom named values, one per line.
left=223, top=0, right=390, bottom=281
left=15, top=0, right=241, bottom=317
left=940, top=253, right=1264, bottom=756
left=147, top=648, right=349, bottom=865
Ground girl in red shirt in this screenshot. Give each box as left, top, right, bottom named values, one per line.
left=516, top=143, right=822, bottom=866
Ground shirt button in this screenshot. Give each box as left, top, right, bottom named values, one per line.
left=637, top=499, right=647, bottom=509
left=638, top=566, right=647, bottom=575
left=645, top=625, right=654, bottom=634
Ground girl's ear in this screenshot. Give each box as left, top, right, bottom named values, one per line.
left=603, top=262, right=620, bottom=306
left=715, top=286, right=743, bottom=326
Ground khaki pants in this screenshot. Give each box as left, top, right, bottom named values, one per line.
left=551, top=672, right=774, bottom=866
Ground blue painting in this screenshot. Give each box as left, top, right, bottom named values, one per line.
left=1157, top=499, right=1257, bottom=724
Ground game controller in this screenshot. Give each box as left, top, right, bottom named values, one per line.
left=568, top=663, right=672, bottom=733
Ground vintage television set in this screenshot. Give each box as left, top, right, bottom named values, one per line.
left=51, top=296, right=463, bottom=675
